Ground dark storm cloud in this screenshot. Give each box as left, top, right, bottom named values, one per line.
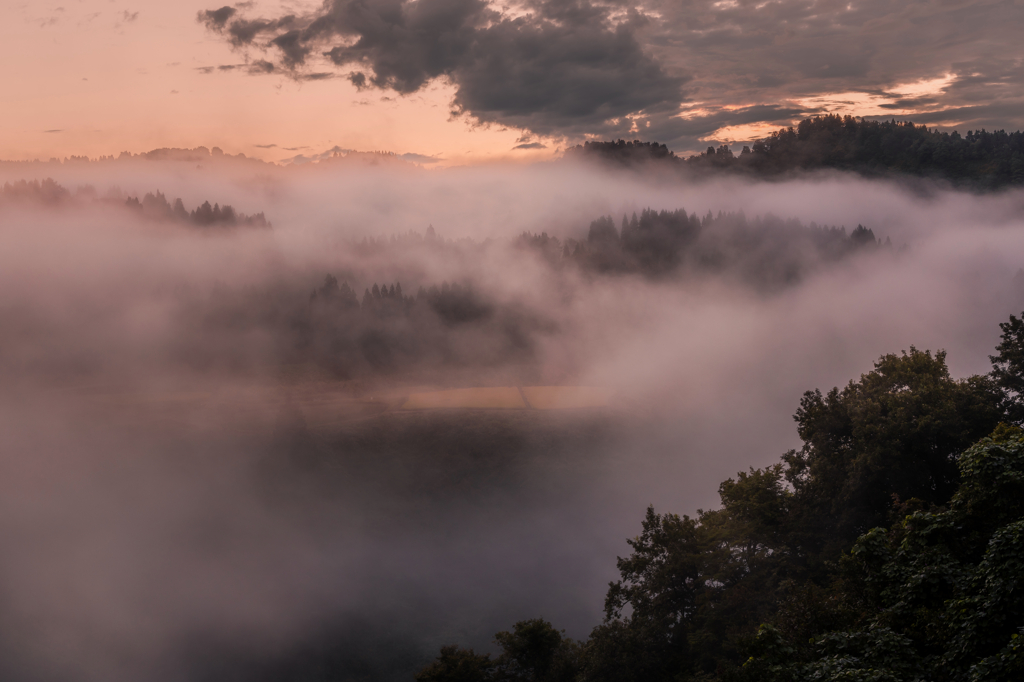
left=869, top=99, right=1024, bottom=131
left=195, top=61, right=275, bottom=75
left=198, top=0, right=1024, bottom=150
left=637, top=0, right=1024, bottom=146
left=198, top=0, right=685, bottom=136
left=248, top=59, right=275, bottom=74
left=198, top=6, right=236, bottom=30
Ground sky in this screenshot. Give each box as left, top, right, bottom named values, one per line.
left=3, top=0, right=1023, bottom=164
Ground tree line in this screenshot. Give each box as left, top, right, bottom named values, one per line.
left=0, top=177, right=270, bottom=228
left=198, top=211, right=895, bottom=378
left=572, top=115, right=1024, bottom=189
left=416, top=315, right=1024, bottom=682
left=125, top=190, right=270, bottom=228
left=296, top=210, right=891, bottom=376
left=518, top=208, right=891, bottom=286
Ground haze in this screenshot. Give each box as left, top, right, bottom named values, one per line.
left=2, top=154, right=1024, bottom=680
left=4, top=0, right=1024, bottom=679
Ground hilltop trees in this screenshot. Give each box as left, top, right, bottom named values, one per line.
left=990, top=313, right=1024, bottom=422
left=744, top=428, right=1024, bottom=682
left=0, top=178, right=71, bottom=205
left=572, top=115, right=1024, bottom=189
left=786, top=348, right=1004, bottom=558
left=415, top=620, right=580, bottom=682
left=125, top=191, right=270, bottom=228
left=417, top=318, right=1022, bottom=682
left=518, top=207, right=889, bottom=284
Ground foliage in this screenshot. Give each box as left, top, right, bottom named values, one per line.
left=785, top=348, right=1004, bottom=557
left=740, top=432, right=1024, bottom=682
left=572, top=115, right=1024, bottom=189
left=416, top=645, right=495, bottom=682
left=990, top=313, right=1024, bottom=422
left=523, top=208, right=890, bottom=285
left=415, top=620, right=580, bottom=682
left=420, top=316, right=1024, bottom=682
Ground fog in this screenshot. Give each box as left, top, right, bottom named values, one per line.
left=2, top=155, right=1024, bottom=680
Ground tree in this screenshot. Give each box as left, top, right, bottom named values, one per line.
left=493, top=619, right=579, bottom=682
left=416, top=646, right=494, bottom=682
left=419, top=341, right=1012, bottom=682
left=415, top=621, right=579, bottom=682
left=597, top=507, right=725, bottom=680
left=990, top=312, right=1024, bottom=422
left=587, top=216, right=618, bottom=244
left=784, top=347, right=1003, bottom=557
left=744, top=428, right=1024, bottom=682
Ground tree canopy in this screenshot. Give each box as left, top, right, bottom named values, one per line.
left=417, top=317, right=1024, bottom=682
left=571, top=115, right=1024, bottom=189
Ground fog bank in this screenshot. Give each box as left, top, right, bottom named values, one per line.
left=2, top=157, right=1024, bottom=680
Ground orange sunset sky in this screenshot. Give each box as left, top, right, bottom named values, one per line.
left=4, top=0, right=1022, bottom=165
left=3, top=1, right=532, bottom=165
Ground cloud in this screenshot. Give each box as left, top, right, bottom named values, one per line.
left=198, top=0, right=684, bottom=138
left=254, top=144, right=278, bottom=149
left=43, top=130, right=63, bottom=134
left=399, top=152, right=443, bottom=164
left=248, top=59, right=275, bottom=74
left=513, top=142, right=547, bottom=150
left=197, top=0, right=1024, bottom=151
left=197, top=6, right=236, bottom=30
left=196, top=63, right=265, bottom=75
left=3, top=152, right=1024, bottom=682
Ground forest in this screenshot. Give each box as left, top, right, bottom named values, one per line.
left=414, top=316, right=1024, bottom=682
left=0, top=178, right=269, bottom=228
left=1, top=151, right=1021, bottom=682
left=245, top=211, right=890, bottom=379
left=521, top=209, right=888, bottom=283
left=0, top=178, right=889, bottom=383
left=572, top=115, right=1024, bottom=189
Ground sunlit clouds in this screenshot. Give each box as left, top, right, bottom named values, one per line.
left=1, top=2, right=1022, bottom=169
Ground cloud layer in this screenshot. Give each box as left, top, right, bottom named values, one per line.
left=4, top=154, right=1024, bottom=679
left=199, top=0, right=1024, bottom=151
left=199, top=0, right=684, bottom=137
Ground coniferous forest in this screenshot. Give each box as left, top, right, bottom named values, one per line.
left=3, top=121, right=1024, bottom=682
left=572, top=115, right=1024, bottom=190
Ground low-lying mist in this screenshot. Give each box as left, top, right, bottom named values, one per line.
left=2, top=155, right=1024, bottom=681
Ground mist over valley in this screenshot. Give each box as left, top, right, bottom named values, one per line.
left=2, top=150, right=1024, bottom=680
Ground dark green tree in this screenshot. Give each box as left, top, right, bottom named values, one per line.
left=493, top=619, right=580, bottom=682
left=784, top=347, right=1003, bottom=558
left=991, top=312, right=1024, bottom=423
left=744, top=428, right=1024, bottom=682
left=416, top=646, right=494, bottom=682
